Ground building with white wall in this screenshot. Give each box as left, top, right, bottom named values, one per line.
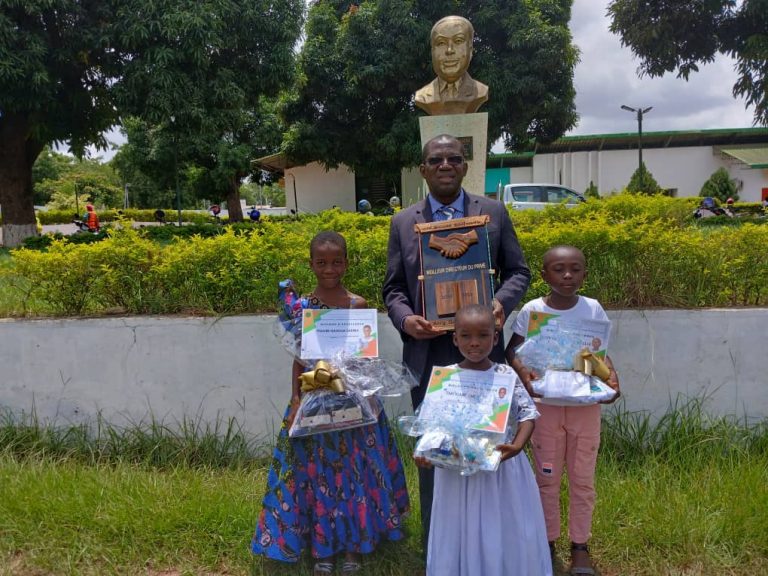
left=494, top=127, right=768, bottom=201
left=255, top=127, right=768, bottom=211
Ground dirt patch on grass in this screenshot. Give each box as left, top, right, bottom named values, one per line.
left=2, top=551, right=53, bottom=576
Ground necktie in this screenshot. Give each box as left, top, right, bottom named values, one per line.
left=435, top=206, right=457, bottom=221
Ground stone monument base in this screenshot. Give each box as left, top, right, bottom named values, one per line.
left=419, top=113, right=488, bottom=198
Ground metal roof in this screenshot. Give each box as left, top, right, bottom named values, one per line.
left=716, top=146, right=768, bottom=169
left=252, top=152, right=296, bottom=172
left=531, top=127, right=768, bottom=153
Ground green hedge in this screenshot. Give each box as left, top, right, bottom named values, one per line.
left=35, top=209, right=217, bottom=225
left=5, top=200, right=768, bottom=316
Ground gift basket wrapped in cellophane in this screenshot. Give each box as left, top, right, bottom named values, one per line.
left=397, top=366, right=517, bottom=476
left=399, top=416, right=516, bottom=476
left=274, top=280, right=419, bottom=437
left=513, top=328, right=616, bottom=404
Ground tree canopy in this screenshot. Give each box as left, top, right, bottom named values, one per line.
left=0, top=0, right=302, bottom=245
left=33, top=153, right=123, bottom=212
left=608, top=0, right=768, bottom=125
left=32, top=148, right=77, bottom=205
left=112, top=0, right=302, bottom=221
left=0, top=1, right=120, bottom=245
left=281, top=0, right=579, bottom=176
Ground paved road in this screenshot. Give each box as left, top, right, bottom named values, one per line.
left=1, top=221, right=163, bottom=246
left=42, top=222, right=165, bottom=235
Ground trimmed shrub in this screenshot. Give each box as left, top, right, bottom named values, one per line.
left=584, top=181, right=600, bottom=199
left=627, top=162, right=662, bottom=195
left=6, top=201, right=768, bottom=316
left=36, top=209, right=219, bottom=226
left=700, top=168, right=739, bottom=203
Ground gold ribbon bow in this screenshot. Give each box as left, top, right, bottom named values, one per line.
left=573, top=348, right=611, bottom=382
left=299, top=360, right=345, bottom=393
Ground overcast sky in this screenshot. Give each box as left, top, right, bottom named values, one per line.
left=89, top=1, right=756, bottom=160
left=567, top=0, right=755, bottom=136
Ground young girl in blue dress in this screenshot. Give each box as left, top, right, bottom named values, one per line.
left=252, top=231, right=410, bottom=576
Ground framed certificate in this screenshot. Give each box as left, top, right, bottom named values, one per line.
left=300, top=309, right=379, bottom=359
left=418, top=366, right=513, bottom=434
left=415, top=215, right=494, bottom=330
left=526, top=312, right=611, bottom=357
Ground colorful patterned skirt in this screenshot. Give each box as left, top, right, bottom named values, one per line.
left=252, top=400, right=410, bottom=561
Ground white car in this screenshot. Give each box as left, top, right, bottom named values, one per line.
left=502, top=183, right=586, bottom=210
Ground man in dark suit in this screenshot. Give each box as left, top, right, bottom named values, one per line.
left=382, top=133, right=531, bottom=550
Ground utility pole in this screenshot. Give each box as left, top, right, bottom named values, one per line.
left=170, top=115, right=182, bottom=226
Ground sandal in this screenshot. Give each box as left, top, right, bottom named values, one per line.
left=341, top=560, right=362, bottom=575
left=569, top=542, right=596, bottom=576
left=313, top=560, right=335, bottom=575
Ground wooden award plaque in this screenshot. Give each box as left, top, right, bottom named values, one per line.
left=415, top=215, right=494, bottom=330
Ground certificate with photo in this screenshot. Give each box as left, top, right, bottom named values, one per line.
left=526, top=311, right=611, bottom=357
left=300, top=309, right=379, bottom=359
left=419, top=366, right=513, bottom=434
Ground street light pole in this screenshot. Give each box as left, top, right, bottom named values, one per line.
left=175, top=146, right=181, bottom=226
left=170, top=115, right=182, bottom=226
left=287, top=173, right=298, bottom=219
left=621, top=104, right=653, bottom=173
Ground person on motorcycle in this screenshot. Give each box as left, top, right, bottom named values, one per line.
left=83, top=204, right=100, bottom=232
left=694, top=197, right=730, bottom=219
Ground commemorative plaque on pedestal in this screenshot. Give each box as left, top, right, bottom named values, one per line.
left=415, top=215, right=494, bottom=330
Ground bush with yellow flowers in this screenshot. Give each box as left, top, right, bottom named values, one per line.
left=5, top=200, right=767, bottom=316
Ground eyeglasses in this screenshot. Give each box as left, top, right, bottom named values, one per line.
left=425, top=155, right=464, bottom=167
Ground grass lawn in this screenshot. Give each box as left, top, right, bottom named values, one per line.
left=1, top=403, right=767, bottom=575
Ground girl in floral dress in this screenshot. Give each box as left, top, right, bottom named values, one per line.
left=252, top=231, right=410, bottom=576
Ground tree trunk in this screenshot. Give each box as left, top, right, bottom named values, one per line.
left=0, top=113, right=43, bottom=247
left=226, top=176, right=244, bottom=222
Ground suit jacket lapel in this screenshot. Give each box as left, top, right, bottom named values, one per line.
left=464, top=190, right=482, bottom=217
left=416, top=197, right=431, bottom=223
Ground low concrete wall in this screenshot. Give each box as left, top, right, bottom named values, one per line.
left=2, top=310, right=765, bottom=444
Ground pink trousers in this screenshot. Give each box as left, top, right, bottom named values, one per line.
left=531, top=403, right=601, bottom=544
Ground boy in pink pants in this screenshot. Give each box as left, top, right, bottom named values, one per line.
left=506, top=245, right=621, bottom=575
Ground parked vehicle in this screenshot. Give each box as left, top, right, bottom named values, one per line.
left=502, top=183, right=585, bottom=210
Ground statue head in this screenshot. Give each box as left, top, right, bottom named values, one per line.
left=430, top=16, right=474, bottom=84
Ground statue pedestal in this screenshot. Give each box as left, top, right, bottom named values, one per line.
left=419, top=113, right=488, bottom=198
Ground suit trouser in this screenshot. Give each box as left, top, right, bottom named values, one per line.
left=410, top=379, right=435, bottom=552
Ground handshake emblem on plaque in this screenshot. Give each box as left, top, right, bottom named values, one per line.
left=428, top=229, right=479, bottom=258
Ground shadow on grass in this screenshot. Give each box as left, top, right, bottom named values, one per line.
left=251, top=537, right=426, bottom=576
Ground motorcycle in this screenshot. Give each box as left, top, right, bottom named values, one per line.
left=72, top=219, right=100, bottom=233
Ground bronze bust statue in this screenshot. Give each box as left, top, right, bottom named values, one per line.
left=415, top=15, right=489, bottom=115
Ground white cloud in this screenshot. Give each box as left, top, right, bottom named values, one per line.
left=569, top=0, right=755, bottom=135
left=58, top=125, right=124, bottom=162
